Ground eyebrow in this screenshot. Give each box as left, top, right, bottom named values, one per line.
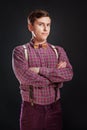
left=37, top=21, right=51, bottom=24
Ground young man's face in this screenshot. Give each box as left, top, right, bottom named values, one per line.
left=28, top=17, right=51, bottom=43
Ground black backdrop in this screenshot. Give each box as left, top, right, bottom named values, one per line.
left=0, top=1, right=87, bottom=130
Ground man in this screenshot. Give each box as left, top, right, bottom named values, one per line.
left=12, top=9, right=73, bottom=130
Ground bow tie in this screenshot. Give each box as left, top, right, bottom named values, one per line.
left=34, top=43, right=48, bottom=49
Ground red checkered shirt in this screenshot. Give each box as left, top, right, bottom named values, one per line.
left=12, top=40, right=73, bottom=105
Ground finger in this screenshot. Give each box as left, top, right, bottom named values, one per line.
left=58, top=62, right=67, bottom=68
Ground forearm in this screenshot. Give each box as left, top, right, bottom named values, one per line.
left=39, top=66, right=73, bottom=83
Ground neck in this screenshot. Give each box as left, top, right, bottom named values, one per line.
left=32, top=37, right=47, bottom=45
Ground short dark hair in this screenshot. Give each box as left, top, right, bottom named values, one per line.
left=27, top=9, right=50, bottom=25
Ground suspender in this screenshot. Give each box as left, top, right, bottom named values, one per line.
left=51, top=45, right=58, bottom=59
left=22, top=44, right=59, bottom=105
left=22, top=45, right=28, bottom=61
left=23, top=45, right=34, bottom=106
left=23, top=44, right=58, bottom=61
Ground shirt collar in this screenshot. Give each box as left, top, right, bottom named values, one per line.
left=30, top=39, right=48, bottom=49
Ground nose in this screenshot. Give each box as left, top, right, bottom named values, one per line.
left=44, top=25, right=47, bottom=31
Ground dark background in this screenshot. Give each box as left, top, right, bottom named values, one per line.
left=0, top=1, right=87, bottom=130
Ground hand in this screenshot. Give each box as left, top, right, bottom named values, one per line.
left=57, top=61, right=67, bottom=69
left=29, top=67, right=40, bottom=74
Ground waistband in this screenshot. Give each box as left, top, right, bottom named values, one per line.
left=22, top=99, right=61, bottom=111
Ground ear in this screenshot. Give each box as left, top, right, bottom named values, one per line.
left=28, top=24, right=33, bottom=32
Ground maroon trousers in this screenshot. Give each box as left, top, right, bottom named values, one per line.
left=20, top=99, right=62, bottom=130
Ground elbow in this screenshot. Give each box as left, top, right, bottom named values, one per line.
left=67, top=69, right=74, bottom=81
left=63, top=68, right=74, bottom=82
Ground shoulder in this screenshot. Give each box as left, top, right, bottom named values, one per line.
left=56, top=45, right=65, bottom=52
left=54, top=44, right=64, bottom=50
left=12, top=42, right=29, bottom=53
left=48, top=43, right=65, bottom=52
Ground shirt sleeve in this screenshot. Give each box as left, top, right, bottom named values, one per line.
left=12, top=45, right=52, bottom=88
left=39, top=46, right=73, bottom=83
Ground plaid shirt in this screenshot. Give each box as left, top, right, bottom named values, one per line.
left=12, top=40, right=73, bottom=105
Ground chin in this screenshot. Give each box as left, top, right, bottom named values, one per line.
left=42, top=39, right=47, bottom=42
left=42, top=37, right=47, bottom=41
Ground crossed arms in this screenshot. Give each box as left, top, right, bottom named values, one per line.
left=12, top=46, right=73, bottom=88
left=30, top=61, right=67, bottom=73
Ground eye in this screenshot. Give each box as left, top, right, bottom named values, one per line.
left=38, top=23, right=43, bottom=26
left=47, top=23, right=51, bottom=26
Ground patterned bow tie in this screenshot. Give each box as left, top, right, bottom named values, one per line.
left=34, top=43, right=48, bottom=49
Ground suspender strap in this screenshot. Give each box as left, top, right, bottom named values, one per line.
left=51, top=45, right=58, bottom=59
left=29, top=85, right=34, bottom=106
left=51, top=45, right=59, bottom=102
left=22, top=45, right=28, bottom=61
left=23, top=45, right=34, bottom=106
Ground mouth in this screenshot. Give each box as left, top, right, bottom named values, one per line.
left=42, top=33, right=48, bottom=36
